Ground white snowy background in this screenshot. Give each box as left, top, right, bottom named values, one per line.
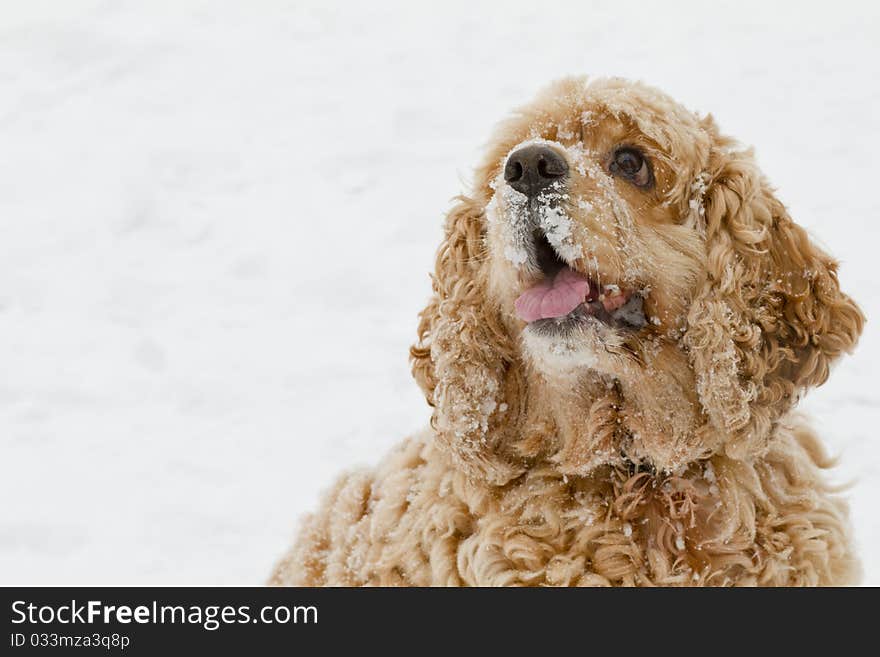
left=1, top=0, right=878, bottom=585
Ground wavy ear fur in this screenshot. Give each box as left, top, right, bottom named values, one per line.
left=411, top=196, right=526, bottom=484
left=685, top=141, right=864, bottom=459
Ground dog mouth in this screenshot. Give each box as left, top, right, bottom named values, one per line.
left=514, top=232, right=648, bottom=333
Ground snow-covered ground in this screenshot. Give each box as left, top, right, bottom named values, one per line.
left=1, top=0, right=877, bottom=585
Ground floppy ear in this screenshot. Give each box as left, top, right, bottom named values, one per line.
left=684, top=148, right=864, bottom=460
left=410, top=196, right=526, bottom=484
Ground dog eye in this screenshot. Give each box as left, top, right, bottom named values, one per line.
left=609, top=147, right=653, bottom=188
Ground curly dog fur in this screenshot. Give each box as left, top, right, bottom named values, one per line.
left=270, top=77, right=864, bottom=586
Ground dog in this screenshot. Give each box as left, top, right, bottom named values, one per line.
left=270, top=77, right=864, bottom=586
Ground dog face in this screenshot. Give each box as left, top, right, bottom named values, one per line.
left=412, top=77, right=863, bottom=483
left=482, top=78, right=708, bottom=378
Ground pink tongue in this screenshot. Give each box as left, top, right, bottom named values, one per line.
left=515, top=266, right=590, bottom=322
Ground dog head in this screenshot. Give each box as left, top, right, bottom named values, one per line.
left=411, top=77, right=863, bottom=483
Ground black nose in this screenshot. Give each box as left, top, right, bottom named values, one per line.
left=504, top=145, right=568, bottom=197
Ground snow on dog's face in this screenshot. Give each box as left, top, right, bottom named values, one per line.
left=412, top=77, right=863, bottom=482
left=482, top=80, right=707, bottom=379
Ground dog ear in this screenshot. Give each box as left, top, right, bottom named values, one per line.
left=410, top=195, right=526, bottom=484
left=684, top=147, right=864, bottom=459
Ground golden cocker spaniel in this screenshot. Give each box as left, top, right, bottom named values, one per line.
left=270, top=77, right=864, bottom=586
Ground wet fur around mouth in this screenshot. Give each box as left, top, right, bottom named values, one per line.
left=528, top=294, right=646, bottom=335
left=525, top=231, right=648, bottom=332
